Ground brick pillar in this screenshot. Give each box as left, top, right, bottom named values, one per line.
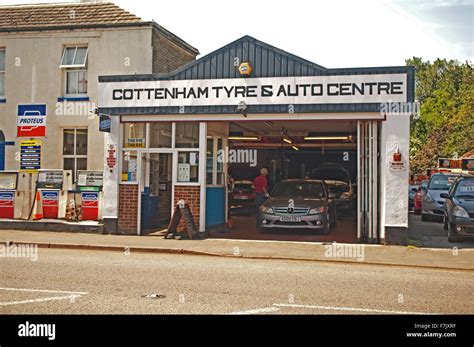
left=173, top=185, right=200, bottom=232
left=118, top=184, right=138, bottom=234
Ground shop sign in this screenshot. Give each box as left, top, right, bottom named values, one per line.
left=389, top=161, right=406, bottom=172
left=99, top=114, right=111, bottom=133
left=20, top=140, right=41, bottom=172
left=99, top=74, right=407, bottom=108
left=17, top=104, right=47, bottom=137
left=178, top=163, right=190, bottom=182
left=125, top=138, right=145, bottom=148
left=106, top=144, right=117, bottom=169
left=438, top=158, right=461, bottom=169
left=461, top=158, right=474, bottom=171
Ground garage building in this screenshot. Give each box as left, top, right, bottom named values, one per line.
left=98, top=35, right=415, bottom=244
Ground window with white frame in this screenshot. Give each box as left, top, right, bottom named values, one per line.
left=63, top=128, right=88, bottom=181
left=60, top=46, right=88, bottom=96
left=0, top=48, right=5, bottom=98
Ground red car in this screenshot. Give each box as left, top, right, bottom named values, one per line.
left=414, top=180, right=428, bottom=215
left=229, top=180, right=256, bottom=214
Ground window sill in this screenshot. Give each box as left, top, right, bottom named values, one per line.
left=58, top=96, right=90, bottom=102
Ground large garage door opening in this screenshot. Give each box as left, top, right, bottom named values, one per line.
left=207, top=120, right=367, bottom=243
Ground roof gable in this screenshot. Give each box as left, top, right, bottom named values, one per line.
left=160, top=35, right=328, bottom=80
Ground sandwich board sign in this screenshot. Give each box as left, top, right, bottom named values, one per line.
left=17, top=104, right=47, bottom=137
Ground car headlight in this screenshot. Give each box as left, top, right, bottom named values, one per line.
left=309, top=206, right=325, bottom=214
left=340, top=192, right=350, bottom=200
left=452, top=206, right=469, bottom=218
left=425, top=193, right=434, bottom=202
left=260, top=206, right=274, bottom=214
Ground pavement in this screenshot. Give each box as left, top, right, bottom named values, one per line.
left=0, top=225, right=473, bottom=271
left=1, top=248, right=473, bottom=314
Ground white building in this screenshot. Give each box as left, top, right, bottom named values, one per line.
left=0, top=1, right=198, bottom=176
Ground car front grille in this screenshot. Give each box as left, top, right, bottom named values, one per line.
left=463, top=227, right=474, bottom=234
left=273, top=206, right=309, bottom=216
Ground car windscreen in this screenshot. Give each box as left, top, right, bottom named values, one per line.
left=428, top=175, right=458, bottom=190
left=454, top=179, right=474, bottom=197
left=325, top=181, right=350, bottom=194
left=272, top=181, right=325, bottom=198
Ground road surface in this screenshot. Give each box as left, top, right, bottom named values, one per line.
left=1, top=248, right=473, bottom=314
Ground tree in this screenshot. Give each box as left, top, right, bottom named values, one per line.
left=406, top=58, right=473, bottom=174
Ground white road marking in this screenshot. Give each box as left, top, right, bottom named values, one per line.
left=0, top=287, right=88, bottom=295
left=0, top=294, right=82, bottom=306
left=229, top=306, right=281, bottom=315
left=0, top=287, right=88, bottom=306
left=273, top=303, right=441, bottom=315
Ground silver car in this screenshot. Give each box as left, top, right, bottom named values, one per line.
left=256, top=179, right=336, bottom=234
left=422, top=173, right=460, bottom=222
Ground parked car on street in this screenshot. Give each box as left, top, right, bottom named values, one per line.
left=256, top=179, right=336, bottom=234
left=414, top=180, right=428, bottom=215
left=442, top=175, right=474, bottom=242
left=408, top=184, right=419, bottom=210
left=422, top=173, right=460, bottom=222
left=228, top=180, right=256, bottom=214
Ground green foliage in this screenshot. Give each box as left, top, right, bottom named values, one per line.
left=407, top=58, right=473, bottom=173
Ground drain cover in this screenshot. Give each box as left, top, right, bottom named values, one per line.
left=142, top=293, right=166, bottom=299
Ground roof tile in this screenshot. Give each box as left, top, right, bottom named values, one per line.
left=0, top=2, right=143, bottom=29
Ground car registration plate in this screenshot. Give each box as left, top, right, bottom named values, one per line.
left=280, top=216, right=301, bottom=222
left=236, top=195, right=248, bottom=200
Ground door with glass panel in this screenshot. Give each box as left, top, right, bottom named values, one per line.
left=139, top=152, right=173, bottom=233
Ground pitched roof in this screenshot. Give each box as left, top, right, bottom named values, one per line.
left=0, top=2, right=143, bottom=30
left=461, top=149, right=474, bottom=158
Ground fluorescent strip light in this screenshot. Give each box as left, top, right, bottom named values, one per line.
left=283, top=137, right=292, bottom=144
left=228, top=136, right=259, bottom=141
left=292, top=146, right=299, bottom=151
left=304, top=136, right=350, bottom=141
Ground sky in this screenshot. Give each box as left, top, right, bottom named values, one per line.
left=0, top=0, right=472, bottom=68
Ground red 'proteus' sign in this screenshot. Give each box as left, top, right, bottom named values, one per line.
left=17, top=104, right=47, bottom=137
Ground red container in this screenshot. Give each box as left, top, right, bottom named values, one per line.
left=81, top=192, right=99, bottom=220
left=0, top=191, right=15, bottom=219
left=41, top=190, right=59, bottom=219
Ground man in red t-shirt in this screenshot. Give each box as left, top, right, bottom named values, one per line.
left=252, top=168, right=269, bottom=210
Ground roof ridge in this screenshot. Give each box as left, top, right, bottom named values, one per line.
left=0, top=2, right=116, bottom=9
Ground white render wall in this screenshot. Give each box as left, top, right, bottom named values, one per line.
left=0, top=27, right=153, bottom=171
left=379, top=114, right=410, bottom=238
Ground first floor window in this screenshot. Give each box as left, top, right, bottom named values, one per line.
left=66, top=70, right=87, bottom=95
left=63, top=128, right=88, bottom=181
left=60, top=45, right=88, bottom=96
left=0, top=48, right=5, bottom=98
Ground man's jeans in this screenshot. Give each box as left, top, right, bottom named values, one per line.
left=255, top=193, right=267, bottom=212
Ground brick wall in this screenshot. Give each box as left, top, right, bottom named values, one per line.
left=118, top=184, right=138, bottom=234
left=174, top=185, right=200, bottom=232
left=151, top=28, right=197, bottom=74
